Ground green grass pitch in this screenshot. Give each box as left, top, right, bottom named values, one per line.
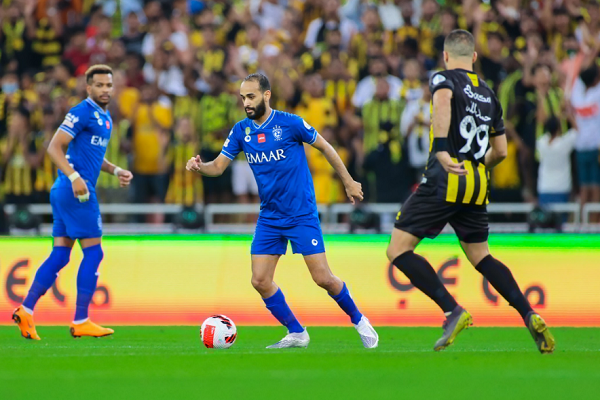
left=1, top=326, right=598, bottom=399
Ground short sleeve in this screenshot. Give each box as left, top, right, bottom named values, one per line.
left=429, top=71, right=454, bottom=95
left=490, top=96, right=506, bottom=137
left=59, top=107, right=87, bottom=138
left=220, top=124, right=243, bottom=160
left=295, top=118, right=318, bottom=144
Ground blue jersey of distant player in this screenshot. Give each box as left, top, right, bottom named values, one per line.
left=50, top=98, right=112, bottom=239
left=54, top=98, right=113, bottom=192
left=221, top=110, right=325, bottom=255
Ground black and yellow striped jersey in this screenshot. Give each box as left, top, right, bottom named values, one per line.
left=418, top=68, right=505, bottom=206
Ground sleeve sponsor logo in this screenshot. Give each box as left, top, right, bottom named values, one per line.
left=302, top=119, right=313, bottom=130
left=432, top=74, right=446, bottom=85
left=62, top=113, right=79, bottom=129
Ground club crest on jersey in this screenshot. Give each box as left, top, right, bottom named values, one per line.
left=272, top=125, right=283, bottom=141
left=62, top=113, right=79, bottom=128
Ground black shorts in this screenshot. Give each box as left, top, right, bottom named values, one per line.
left=394, top=192, right=489, bottom=243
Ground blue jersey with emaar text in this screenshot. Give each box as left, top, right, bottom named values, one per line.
left=221, top=110, right=319, bottom=225
left=53, top=98, right=113, bottom=192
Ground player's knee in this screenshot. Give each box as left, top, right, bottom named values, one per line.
left=312, top=272, right=336, bottom=290
left=251, top=276, right=272, bottom=293
left=386, top=245, right=411, bottom=263
left=82, top=244, right=104, bottom=266
left=50, top=246, right=72, bottom=267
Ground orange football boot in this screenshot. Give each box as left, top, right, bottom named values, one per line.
left=69, top=320, right=114, bottom=338
left=12, top=306, right=41, bottom=340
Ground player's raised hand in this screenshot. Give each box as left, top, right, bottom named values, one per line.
left=345, top=180, right=364, bottom=205
left=116, top=169, right=134, bottom=187
left=72, top=177, right=90, bottom=202
left=437, top=152, right=468, bottom=176
left=186, top=155, right=203, bottom=173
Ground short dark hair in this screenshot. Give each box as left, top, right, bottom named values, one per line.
left=544, top=116, right=560, bottom=134
left=243, top=73, right=271, bottom=92
left=444, top=29, right=475, bottom=57
left=85, top=64, right=113, bottom=84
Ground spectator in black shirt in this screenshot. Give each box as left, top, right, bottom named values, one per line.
left=121, top=12, right=146, bottom=55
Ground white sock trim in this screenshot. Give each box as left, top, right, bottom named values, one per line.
left=22, top=306, right=34, bottom=315
left=73, top=318, right=89, bottom=325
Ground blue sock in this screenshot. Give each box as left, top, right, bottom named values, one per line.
left=330, top=282, right=363, bottom=325
left=23, top=246, right=71, bottom=311
left=263, top=288, right=304, bottom=333
left=74, top=244, right=104, bottom=322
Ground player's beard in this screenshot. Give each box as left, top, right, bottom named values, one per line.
left=245, top=98, right=266, bottom=120
left=92, top=93, right=111, bottom=107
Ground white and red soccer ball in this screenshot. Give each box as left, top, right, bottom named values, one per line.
left=201, top=315, right=237, bottom=349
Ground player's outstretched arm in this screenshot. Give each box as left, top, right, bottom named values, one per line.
left=186, top=153, right=232, bottom=177
left=484, top=134, right=508, bottom=169
left=47, top=129, right=90, bottom=201
left=432, top=88, right=467, bottom=176
left=310, top=134, right=364, bottom=204
left=101, top=158, right=133, bottom=187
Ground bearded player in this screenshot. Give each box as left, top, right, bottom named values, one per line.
left=187, top=73, right=378, bottom=349
left=13, top=65, right=133, bottom=340
left=387, top=30, right=555, bottom=353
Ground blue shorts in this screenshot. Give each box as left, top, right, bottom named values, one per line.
left=251, top=217, right=325, bottom=256
left=576, top=150, right=600, bottom=186
left=51, top=186, right=102, bottom=239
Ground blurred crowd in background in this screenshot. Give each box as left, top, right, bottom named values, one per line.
left=1, top=0, right=600, bottom=217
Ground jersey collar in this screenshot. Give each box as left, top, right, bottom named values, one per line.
left=251, top=109, right=276, bottom=130
left=86, top=97, right=108, bottom=116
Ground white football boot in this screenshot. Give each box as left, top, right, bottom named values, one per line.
left=266, top=328, right=310, bottom=349
left=355, top=316, right=379, bottom=348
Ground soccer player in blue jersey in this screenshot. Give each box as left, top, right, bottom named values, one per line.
left=187, top=73, right=378, bottom=349
left=12, top=65, right=133, bottom=340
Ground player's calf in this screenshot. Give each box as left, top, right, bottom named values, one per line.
left=22, top=246, right=72, bottom=313
left=474, top=254, right=533, bottom=320
left=73, top=244, right=104, bottom=323
left=262, top=287, right=305, bottom=335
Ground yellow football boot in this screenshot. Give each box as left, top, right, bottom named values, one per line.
left=434, top=306, right=473, bottom=351
left=70, top=320, right=114, bottom=338
left=12, top=306, right=41, bottom=340
left=526, top=312, right=555, bottom=354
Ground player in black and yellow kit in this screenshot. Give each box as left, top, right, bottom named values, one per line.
left=387, top=30, right=555, bottom=354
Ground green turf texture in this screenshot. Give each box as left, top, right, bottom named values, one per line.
left=1, top=326, right=598, bottom=399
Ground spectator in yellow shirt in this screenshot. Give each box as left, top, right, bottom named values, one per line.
left=295, top=74, right=338, bottom=134
left=124, top=84, right=172, bottom=214
left=309, top=126, right=349, bottom=204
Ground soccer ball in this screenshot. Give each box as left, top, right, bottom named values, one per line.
left=201, top=315, right=237, bottom=349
